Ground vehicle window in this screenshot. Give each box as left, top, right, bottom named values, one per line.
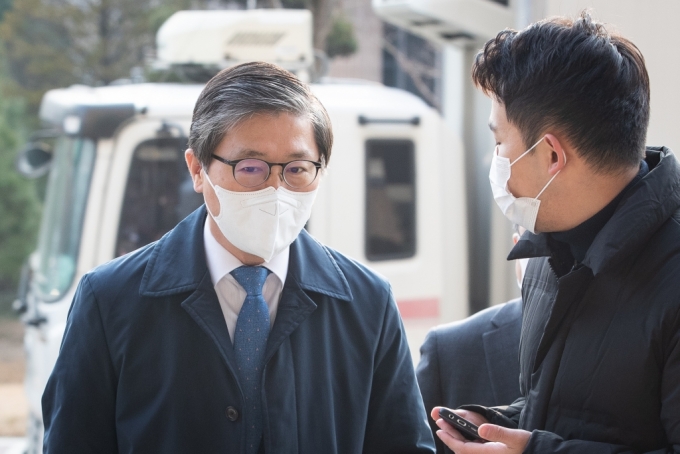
left=35, top=138, right=96, bottom=301
left=116, top=137, right=203, bottom=256
left=365, top=139, right=416, bottom=261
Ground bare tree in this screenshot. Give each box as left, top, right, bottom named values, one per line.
left=382, top=37, right=440, bottom=110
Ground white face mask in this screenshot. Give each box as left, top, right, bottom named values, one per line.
left=203, top=171, right=318, bottom=262
left=488, top=137, right=565, bottom=234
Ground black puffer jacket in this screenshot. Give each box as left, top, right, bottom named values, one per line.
left=470, top=147, right=680, bottom=453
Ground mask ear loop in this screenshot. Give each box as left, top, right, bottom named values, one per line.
left=202, top=168, right=217, bottom=191
left=510, top=137, right=545, bottom=167
left=534, top=150, right=567, bottom=200
left=201, top=168, right=221, bottom=219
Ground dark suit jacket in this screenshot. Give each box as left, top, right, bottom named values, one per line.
left=416, top=299, right=522, bottom=453
left=42, top=206, right=435, bottom=454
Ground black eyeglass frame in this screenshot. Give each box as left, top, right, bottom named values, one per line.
left=211, top=154, right=323, bottom=188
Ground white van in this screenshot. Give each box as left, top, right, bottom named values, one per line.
left=15, top=12, right=469, bottom=450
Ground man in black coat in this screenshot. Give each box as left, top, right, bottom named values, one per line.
left=432, top=11, right=680, bottom=454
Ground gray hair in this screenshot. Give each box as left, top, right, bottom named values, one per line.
left=188, top=61, right=333, bottom=168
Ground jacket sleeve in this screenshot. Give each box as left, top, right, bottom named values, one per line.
left=457, top=397, right=524, bottom=429
left=42, top=275, right=119, bottom=454
left=523, top=431, right=678, bottom=453
left=362, top=288, right=436, bottom=454
left=416, top=329, right=450, bottom=454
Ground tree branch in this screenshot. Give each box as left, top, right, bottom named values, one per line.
left=382, top=38, right=440, bottom=110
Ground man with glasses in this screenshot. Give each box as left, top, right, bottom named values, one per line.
left=42, top=62, right=435, bottom=453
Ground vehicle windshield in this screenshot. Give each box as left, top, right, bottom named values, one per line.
left=34, top=137, right=96, bottom=301
left=116, top=137, right=202, bottom=256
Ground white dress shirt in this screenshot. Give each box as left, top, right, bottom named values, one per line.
left=203, top=218, right=289, bottom=343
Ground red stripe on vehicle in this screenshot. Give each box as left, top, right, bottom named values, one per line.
left=396, top=298, right=439, bottom=318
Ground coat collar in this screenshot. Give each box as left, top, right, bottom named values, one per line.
left=489, top=297, right=522, bottom=328
left=286, top=229, right=353, bottom=301
left=140, top=205, right=353, bottom=301
left=508, top=147, right=680, bottom=275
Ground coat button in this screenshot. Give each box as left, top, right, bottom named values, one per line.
left=226, top=406, right=239, bottom=421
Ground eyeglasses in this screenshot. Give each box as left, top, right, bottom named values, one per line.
left=211, top=154, right=322, bottom=189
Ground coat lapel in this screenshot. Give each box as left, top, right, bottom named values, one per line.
left=139, top=206, right=240, bottom=383
left=264, top=279, right=317, bottom=363
left=180, top=274, right=239, bottom=374
left=264, top=229, right=353, bottom=361
left=483, top=300, right=522, bottom=403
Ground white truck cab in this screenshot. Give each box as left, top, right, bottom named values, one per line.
left=15, top=9, right=469, bottom=451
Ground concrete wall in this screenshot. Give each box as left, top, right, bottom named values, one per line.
left=543, top=0, right=680, bottom=153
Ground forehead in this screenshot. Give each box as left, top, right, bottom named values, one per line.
left=219, top=112, right=319, bottom=161
left=489, top=99, right=510, bottom=131
left=488, top=99, right=526, bottom=142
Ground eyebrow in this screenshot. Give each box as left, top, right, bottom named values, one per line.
left=234, top=149, right=267, bottom=158
left=287, top=151, right=316, bottom=160
left=233, top=148, right=318, bottom=161
left=488, top=121, right=497, bottom=132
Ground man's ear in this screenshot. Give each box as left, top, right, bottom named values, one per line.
left=544, top=134, right=567, bottom=176
left=185, top=149, right=204, bottom=193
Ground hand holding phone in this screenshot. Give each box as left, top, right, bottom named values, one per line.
left=438, top=408, right=488, bottom=443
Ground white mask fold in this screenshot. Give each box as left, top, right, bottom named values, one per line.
left=488, top=137, right=565, bottom=234
left=203, top=171, right=317, bottom=262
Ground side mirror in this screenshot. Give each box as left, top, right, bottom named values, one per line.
left=12, top=261, right=31, bottom=315
left=15, top=141, right=53, bottom=178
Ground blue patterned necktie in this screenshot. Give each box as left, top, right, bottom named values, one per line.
left=231, top=265, right=271, bottom=454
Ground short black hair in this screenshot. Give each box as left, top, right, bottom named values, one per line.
left=472, top=11, right=649, bottom=173
left=189, top=62, right=333, bottom=169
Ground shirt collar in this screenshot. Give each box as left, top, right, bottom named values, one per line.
left=203, top=217, right=289, bottom=286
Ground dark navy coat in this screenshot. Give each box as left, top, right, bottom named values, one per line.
left=42, top=206, right=435, bottom=454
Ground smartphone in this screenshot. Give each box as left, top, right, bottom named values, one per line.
left=438, top=408, right=488, bottom=443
